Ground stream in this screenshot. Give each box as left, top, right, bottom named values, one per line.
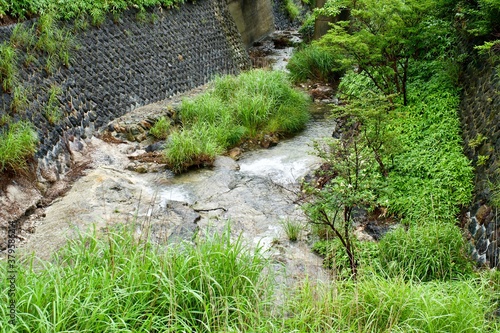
left=20, top=30, right=334, bottom=284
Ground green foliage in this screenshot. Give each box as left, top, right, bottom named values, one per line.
left=10, top=24, right=36, bottom=50
left=287, top=43, right=345, bottom=83
left=0, top=0, right=187, bottom=21
left=165, top=123, right=223, bottom=173
left=36, top=11, right=76, bottom=70
left=468, top=133, right=488, bottom=149
left=165, top=70, right=310, bottom=172
left=378, top=223, right=473, bottom=282
left=320, top=0, right=455, bottom=105
left=380, top=63, right=474, bottom=224
left=0, top=42, right=18, bottom=92
left=284, top=0, right=300, bottom=20
left=312, top=238, right=379, bottom=277
left=0, top=120, right=38, bottom=172
left=149, top=116, right=171, bottom=139
left=2, top=225, right=272, bottom=332
left=44, top=84, right=62, bottom=124
left=284, top=275, right=497, bottom=332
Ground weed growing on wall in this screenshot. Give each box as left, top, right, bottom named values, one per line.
left=165, top=69, right=310, bottom=172
left=0, top=121, right=38, bottom=172
left=0, top=42, right=18, bottom=92
left=44, top=85, right=62, bottom=124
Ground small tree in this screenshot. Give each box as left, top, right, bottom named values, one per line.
left=318, top=0, right=453, bottom=106
left=303, top=127, right=380, bottom=279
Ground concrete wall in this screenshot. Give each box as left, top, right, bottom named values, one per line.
left=227, top=0, right=275, bottom=48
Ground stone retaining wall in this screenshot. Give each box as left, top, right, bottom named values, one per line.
left=460, top=63, right=500, bottom=268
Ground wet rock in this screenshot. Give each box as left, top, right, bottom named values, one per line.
left=310, top=85, right=334, bottom=101
left=477, top=237, right=489, bottom=254
left=145, top=141, right=166, bottom=152
left=213, top=156, right=240, bottom=171
left=228, top=147, right=243, bottom=160
left=475, top=225, right=486, bottom=241
left=476, top=205, right=492, bottom=224
left=364, top=221, right=394, bottom=241
left=468, top=216, right=479, bottom=236
left=261, top=134, right=279, bottom=148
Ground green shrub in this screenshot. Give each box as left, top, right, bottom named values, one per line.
left=378, top=223, right=473, bottom=281
left=287, top=43, right=344, bottom=83
left=149, top=116, right=170, bottom=139
left=0, top=120, right=38, bottom=172
left=2, top=225, right=272, bottom=332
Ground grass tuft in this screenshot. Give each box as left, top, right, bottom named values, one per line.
left=287, top=43, right=345, bottom=83
left=149, top=116, right=171, bottom=139
left=281, top=218, right=303, bottom=242
left=0, top=120, right=38, bottom=172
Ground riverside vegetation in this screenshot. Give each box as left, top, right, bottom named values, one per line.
left=2, top=0, right=500, bottom=332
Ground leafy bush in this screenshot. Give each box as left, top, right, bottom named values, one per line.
left=165, top=69, right=310, bottom=172
left=378, top=223, right=473, bottom=282
left=287, top=43, right=344, bottom=83
left=0, top=120, right=38, bottom=172
left=2, top=226, right=272, bottom=332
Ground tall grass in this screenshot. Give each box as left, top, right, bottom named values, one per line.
left=287, top=43, right=344, bottom=83
left=1, top=223, right=498, bottom=332
left=283, top=276, right=498, bottom=332
left=3, top=226, right=272, bottom=332
left=0, top=42, right=18, bottom=92
left=377, top=222, right=473, bottom=282
left=165, top=69, right=310, bottom=172
left=0, top=120, right=38, bottom=172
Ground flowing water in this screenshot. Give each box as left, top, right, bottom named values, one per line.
left=20, top=31, right=335, bottom=283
